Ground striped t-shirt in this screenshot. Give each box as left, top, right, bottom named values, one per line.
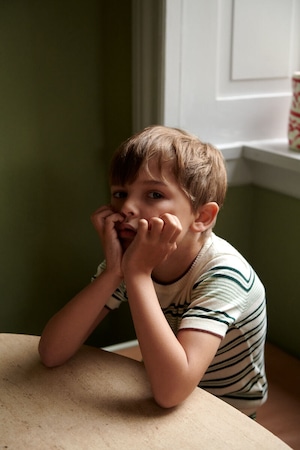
left=94, top=233, right=268, bottom=414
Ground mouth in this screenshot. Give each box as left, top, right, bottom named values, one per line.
left=116, top=223, right=137, bottom=241
left=118, top=229, right=137, bottom=240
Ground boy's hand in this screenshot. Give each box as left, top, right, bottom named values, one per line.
left=91, top=205, right=124, bottom=276
left=122, top=213, right=182, bottom=276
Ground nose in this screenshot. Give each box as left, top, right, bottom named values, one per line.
left=119, top=195, right=138, bottom=219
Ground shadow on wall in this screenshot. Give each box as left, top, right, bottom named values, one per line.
left=0, top=0, right=134, bottom=347
left=1, top=157, right=104, bottom=334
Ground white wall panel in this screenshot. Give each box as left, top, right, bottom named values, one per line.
left=162, top=0, right=300, bottom=145
left=132, top=0, right=300, bottom=195
left=232, top=0, right=292, bottom=80
left=217, top=0, right=297, bottom=98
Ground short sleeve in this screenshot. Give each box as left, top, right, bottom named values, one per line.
left=92, top=261, right=128, bottom=310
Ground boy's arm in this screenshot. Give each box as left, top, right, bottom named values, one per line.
left=122, top=214, right=221, bottom=408
left=126, top=272, right=221, bottom=408
left=39, top=205, right=124, bottom=367
left=38, top=269, right=122, bottom=367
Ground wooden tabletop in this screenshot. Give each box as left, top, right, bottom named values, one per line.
left=0, top=333, right=290, bottom=449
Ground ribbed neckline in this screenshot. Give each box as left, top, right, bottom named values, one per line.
left=153, top=234, right=213, bottom=290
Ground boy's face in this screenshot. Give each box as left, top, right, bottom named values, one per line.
left=110, top=160, right=197, bottom=250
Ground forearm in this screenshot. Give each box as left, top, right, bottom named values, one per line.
left=126, top=274, right=199, bottom=408
left=39, top=270, right=121, bottom=367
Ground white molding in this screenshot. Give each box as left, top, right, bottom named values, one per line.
left=222, top=140, right=300, bottom=199
left=162, top=0, right=182, bottom=126
left=131, top=0, right=165, bottom=133
left=216, top=92, right=292, bottom=102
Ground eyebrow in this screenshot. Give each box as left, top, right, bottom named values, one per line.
left=111, top=179, right=168, bottom=188
left=140, top=179, right=167, bottom=186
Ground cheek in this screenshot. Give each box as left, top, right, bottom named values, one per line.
left=110, top=199, right=122, bottom=213
left=139, top=203, right=162, bottom=218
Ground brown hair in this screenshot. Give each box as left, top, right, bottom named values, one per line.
left=109, top=125, right=227, bottom=212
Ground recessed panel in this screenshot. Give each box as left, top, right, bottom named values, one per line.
left=232, top=0, right=293, bottom=80
left=163, top=0, right=300, bottom=144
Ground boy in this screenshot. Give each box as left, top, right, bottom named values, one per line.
left=39, top=126, right=268, bottom=417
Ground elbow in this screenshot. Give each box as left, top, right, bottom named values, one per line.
left=152, top=380, right=196, bottom=409
left=38, top=339, right=64, bottom=368
left=39, top=350, right=59, bottom=368
left=154, top=397, right=179, bottom=409
left=153, top=390, right=182, bottom=409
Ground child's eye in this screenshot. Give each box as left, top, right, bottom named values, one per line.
left=112, top=191, right=127, bottom=199
left=148, top=191, right=164, bottom=199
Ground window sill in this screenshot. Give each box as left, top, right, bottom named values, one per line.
left=220, top=140, right=300, bottom=200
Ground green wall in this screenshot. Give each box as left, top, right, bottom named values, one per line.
left=215, top=185, right=253, bottom=260
left=250, top=187, right=300, bottom=358
left=1, top=2, right=299, bottom=357
left=215, top=186, right=300, bottom=358
left=0, top=0, right=135, bottom=346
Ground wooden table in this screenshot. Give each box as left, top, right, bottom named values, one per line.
left=0, top=333, right=290, bottom=449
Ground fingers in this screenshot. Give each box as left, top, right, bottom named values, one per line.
left=159, top=213, right=182, bottom=244
left=91, top=205, right=123, bottom=229
left=140, top=214, right=182, bottom=244
left=91, top=205, right=116, bottom=222
left=91, top=205, right=111, bottom=228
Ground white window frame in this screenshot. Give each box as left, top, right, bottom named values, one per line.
left=132, top=0, right=300, bottom=199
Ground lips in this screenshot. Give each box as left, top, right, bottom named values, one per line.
left=118, top=229, right=136, bottom=239
left=116, top=224, right=137, bottom=240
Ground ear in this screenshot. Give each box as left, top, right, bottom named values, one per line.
left=190, top=202, right=219, bottom=233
